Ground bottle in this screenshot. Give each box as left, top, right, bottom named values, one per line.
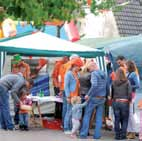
left=39, top=90, right=44, bottom=97
left=41, top=90, right=44, bottom=97
left=39, top=90, right=42, bottom=97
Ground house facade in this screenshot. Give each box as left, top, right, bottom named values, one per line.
left=78, top=0, right=142, bottom=38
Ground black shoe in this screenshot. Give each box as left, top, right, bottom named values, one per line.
left=19, top=125, right=24, bottom=131
left=2, top=128, right=7, bottom=130
left=115, top=136, right=121, bottom=140
left=135, top=133, right=139, bottom=137
left=24, top=125, right=29, bottom=131
left=7, top=128, right=14, bottom=131
left=120, top=136, right=127, bottom=140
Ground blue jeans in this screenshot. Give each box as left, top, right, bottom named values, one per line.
left=64, top=102, right=72, bottom=131
left=62, top=91, right=67, bottom=126
left=80, top=98, right=105, bottom=139
left=112, top=102, right=129, bottom=138
left=0, top=85, right=14, bottom=130
left=14, top=105, right=20, bottom=125
left=19, top=113, right=29, bottom=126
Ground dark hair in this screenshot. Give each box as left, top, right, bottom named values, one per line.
left=116, top=55, right=126, bottom=61
left=126, top=60, right=136, bottom=73
left=19, top=87, right=28, bottom=97
left=27, top=79, right=34, bottom=85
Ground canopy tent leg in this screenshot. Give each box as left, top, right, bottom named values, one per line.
left=96, top=56, right=107, bottom=74
left=0, top=51, right=6, bottom=78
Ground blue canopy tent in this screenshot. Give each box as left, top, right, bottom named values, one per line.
left=78, top=35, right=142, bottom=78
left=97, top=35, right=142, bottom=77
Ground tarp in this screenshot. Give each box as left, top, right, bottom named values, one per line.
left=100, top=35, right=142, bottom=78
left=0, top=32, right=104, bottom=58
left=0, top=32, right=105, bottom=77
left=78, top=35, right=142, bottom=78
left=78, top=35, right=142, bottom=64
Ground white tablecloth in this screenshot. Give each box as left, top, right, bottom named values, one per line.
left=28, top=96, right=63, bottom=104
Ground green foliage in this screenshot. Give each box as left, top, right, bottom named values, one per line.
left=0, top=0, right=82, bottom=28
left=0, top=7, right=5, bottom=21
left=88, top=0, right=117, bottom=14
left=0, top=0, right=122, bottom=29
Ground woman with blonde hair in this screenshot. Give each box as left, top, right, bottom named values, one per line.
left=111, top=68, right=132, bottom=140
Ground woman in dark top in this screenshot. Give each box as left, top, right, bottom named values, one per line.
left=111, top=68, right=132, bottom=140
left=79, top=61, right=92, bottom=130
left=79, top=67, right=91, bottom=102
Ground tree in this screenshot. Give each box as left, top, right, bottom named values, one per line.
left=0, top=0, right=120, bottom=37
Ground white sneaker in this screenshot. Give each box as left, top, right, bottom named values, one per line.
left=64, top=131, right=72, bottom=134
left=14, top=125, right=19, bottom=130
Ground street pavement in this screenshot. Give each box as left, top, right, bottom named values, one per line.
left=1, top=87, right=142, bottom=141
left=0, top=128, right=138, bottom=141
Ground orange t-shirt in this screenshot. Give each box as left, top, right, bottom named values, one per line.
left=19, top=98, right=32, bottom=114
left=22, top=62, right=31, bottom=79
left=12, top=62, right=30, bottom=79
left=59, top=61, right=72, bottom=91
left=0, top=28, right=3, bottom=38
left=110, top=71, right=116, bottom=81
left=52, top=60, right=64, bottom=87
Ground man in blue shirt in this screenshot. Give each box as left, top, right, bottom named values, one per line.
left=80, top=61, right=108, bottom=139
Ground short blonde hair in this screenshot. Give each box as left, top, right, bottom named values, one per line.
left=71, top=96, right=81, bottom=105
left=87, top=61, right=97, bottom=70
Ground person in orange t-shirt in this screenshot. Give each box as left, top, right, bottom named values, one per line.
left=59, top=61, right=72, bottom=92
left=18, top=60, right=31, bottom=80
left=110, top=56, right=127, bottom=81
left=18, top=88, right=32, bottom=131
left=52, top=56, right=69, bottom=119
left=52, top=56, right=69, bottom=95
left=116, top=55, right=127, bottom=74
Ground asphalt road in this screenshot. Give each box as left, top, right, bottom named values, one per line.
left=1, top=86, right=142, bottom=141
left=0, top=128, right=138, bottom=141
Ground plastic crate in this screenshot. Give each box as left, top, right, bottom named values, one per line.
left=42, top=119, right=62, bottom=130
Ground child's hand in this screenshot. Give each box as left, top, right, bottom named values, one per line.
left=67, top=97, right=71, bottom=103
left=85, top=95, right=89, bottom=101
left=108, top=96, right=111, bottom=100
left=19, top=101, right=23, bottom=106
left=58, top=91, right=63, bottom=97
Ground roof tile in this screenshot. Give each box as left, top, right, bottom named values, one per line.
left=114, top=0, right=142, bottom=36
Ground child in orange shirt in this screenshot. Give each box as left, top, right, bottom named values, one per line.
left=19, top=89, right=32, bottom=131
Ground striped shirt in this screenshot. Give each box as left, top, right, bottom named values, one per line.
left=87, top=70, right=107, bottom=98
